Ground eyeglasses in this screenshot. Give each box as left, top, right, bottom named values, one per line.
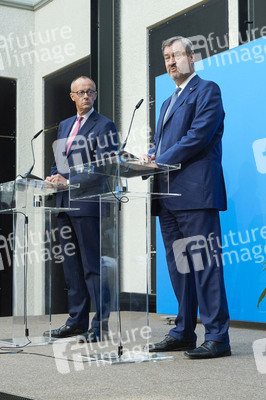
left=164, top=51, right=187, bottom=62
left=71, top=90, right=96, bottom=97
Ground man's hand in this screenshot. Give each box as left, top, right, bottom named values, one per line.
left=45, top=174, right=68, bottom=185
left=139, top=154, right=156, bottom=163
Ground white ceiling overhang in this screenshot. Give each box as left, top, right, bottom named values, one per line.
left=0, top=0, right=53, bottom=11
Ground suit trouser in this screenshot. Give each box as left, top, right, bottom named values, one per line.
left=158, top=207, right=230, bottom=344
left=57, top=213, right=110, bottom=331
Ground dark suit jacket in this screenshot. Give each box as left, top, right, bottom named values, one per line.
left=150, top=74, right=227, bottom=213
left=51, top=110, right=118, bottom=216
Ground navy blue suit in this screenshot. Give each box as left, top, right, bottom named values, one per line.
left=51, top=110, right=118, bottom=331
left=151, top=75, right=230, bottom=344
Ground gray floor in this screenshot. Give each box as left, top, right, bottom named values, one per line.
left=0, top=312, right=265, bottom=400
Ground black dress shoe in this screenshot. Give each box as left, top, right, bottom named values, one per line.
left=184, top=340, right=231, bottom=359
left=148, top=335, right=196, bottom=352
left=78, top=327, right=109, bottom=343
left=43, top=324, right=86, bottom=338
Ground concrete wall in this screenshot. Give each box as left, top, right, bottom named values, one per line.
left=0, top=5, right=35, bottom=174
left=34, top=0, right=91, bottom=178
left=0, top=0, right=90, bottom=177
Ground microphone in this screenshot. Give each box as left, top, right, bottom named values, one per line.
left=23, top=129, right=44, bottom=180
left=135, top=99, right=144, bottom=109
left=33, top=129, right=43, bottom=139
left=117, top=99, right=144, bottom=157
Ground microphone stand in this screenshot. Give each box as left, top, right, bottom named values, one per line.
left=23, top=129, right=43, bottom=180
left=115, top=99, right=144, bottom=360
left=116, top=99, right=144, bottom=159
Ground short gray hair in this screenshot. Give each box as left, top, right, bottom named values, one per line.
left=161, top=36, right=194, bottom=55
left=70, top=76, right=96, bottom=92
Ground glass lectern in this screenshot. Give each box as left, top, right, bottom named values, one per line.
left=0, top=178, right=76, bottom=346
left=69, top=155, right=181, bottom=363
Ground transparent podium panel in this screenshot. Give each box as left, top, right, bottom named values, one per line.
left=0, top=178, right=77, bottom=346
left=10, top=209, right=53, bottom=346
left=69, top=157, right=180, bottom=363
left=98, top=196, right=151, bottom=360
left=69, top=155, right=181, bottom=202
left=0, top=178, right=73, bottom=212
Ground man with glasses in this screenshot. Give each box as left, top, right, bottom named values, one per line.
left=44, top=76, right=118, bottom=342
left=145, top=37, right=230, bottom=359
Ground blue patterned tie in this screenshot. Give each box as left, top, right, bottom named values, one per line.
left=163, top=87, right=181, bottom=124
left=157, top=87, right=181, bottom=157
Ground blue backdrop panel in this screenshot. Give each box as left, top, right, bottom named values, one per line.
left=156, top=37, right=266, bottom=322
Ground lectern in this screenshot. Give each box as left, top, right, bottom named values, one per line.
left=69, top=155, right=181, bottom=363
left=0, top=178, right=76, bottom=346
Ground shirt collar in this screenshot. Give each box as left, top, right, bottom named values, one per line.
left=178, top=72, right=196, bottom=92
left=77, top=107, right=94, bottom=120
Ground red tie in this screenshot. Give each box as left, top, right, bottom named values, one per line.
left=66, top=116, right=84, bottom=154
